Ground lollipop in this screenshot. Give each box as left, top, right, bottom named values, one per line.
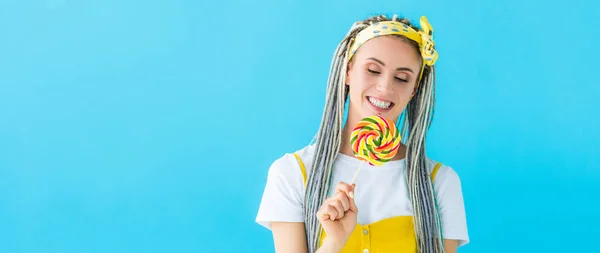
left=349, top=115, right=401, bottom=184
left=351, top=115, right=401, bottom=166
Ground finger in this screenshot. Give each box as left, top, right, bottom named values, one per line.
left=335, top=182, right=354, bottom=199
left=349, top=184, right=358, bottom=212
left=317, top=206, right=332, bottom=221
left=327, top=199, right=345, bottom=219
left=324, top=204, right=339, bottom=220
left=333, top=192, right=350, bottom=211
left=317, top=204, right=338, bottom=221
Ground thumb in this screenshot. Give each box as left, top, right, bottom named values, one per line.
left=349, top=184, right=358, bottom=212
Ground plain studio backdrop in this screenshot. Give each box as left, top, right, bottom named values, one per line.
left=1, top=0, right=598, bottom=252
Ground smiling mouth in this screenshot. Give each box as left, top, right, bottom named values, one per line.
left=367, top=96, right=394, bottom=111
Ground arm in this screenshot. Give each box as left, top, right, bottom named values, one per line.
left=443, top=239, right=459, bottom=253
left=270, top=182, right=358, bottom=253
left=270, top=222, right=344, bottom=253
left=256, top=155, right=309, bottom=252
left=433, top=164, right=470, bottom=249
left=271, top=222, right=307, bottom=253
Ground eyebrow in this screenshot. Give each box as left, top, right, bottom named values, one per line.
left=367, top=57, right=415, bottom=73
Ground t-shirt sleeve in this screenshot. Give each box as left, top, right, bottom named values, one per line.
left=433, top=165, right=470, bottom=247
left=255, top=153, right=305, bottom=230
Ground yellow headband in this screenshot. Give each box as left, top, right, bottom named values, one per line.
left=347, top=16, right=438, bottom=88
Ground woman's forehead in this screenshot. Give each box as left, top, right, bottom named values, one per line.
left=353, top=36, right=421, bottom=66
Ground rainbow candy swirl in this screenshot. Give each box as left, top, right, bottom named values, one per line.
left=350, top=115, right=401, bottom=166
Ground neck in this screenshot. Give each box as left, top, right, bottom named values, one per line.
left=340, top=113, right=407, bottom=161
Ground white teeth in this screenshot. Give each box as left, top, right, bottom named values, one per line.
left=368, top=97, right=391, bottom=109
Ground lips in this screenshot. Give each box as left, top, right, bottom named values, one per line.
left=367, top=96, right=394, bottom=112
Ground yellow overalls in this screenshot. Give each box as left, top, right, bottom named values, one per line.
left=293, top=153, right=442, bottom=253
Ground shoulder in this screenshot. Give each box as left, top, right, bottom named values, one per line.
left=255, top=145, right=317, bottom=228
left=291, top=144, right=316, bottom=168
left=425, top=158, right=464, bottom=197
left=265, top=144, right=316, bottom=184
left=425, top=158, right=469, bottom=246
left=425, top=158, right=461, bottom=184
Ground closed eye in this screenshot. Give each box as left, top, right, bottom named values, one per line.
left=367, top=69, right=381, bottom=75
left=395, top=77, right=408, bottom=82
left=369, top=68, right=408, bottom=82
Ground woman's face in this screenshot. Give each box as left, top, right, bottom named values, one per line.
left=346, top=35, right=422, bottom=123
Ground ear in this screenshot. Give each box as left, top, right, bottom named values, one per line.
left=409, top=87, right=418, bottom=99
left=345, top=62, right=352, bottom=86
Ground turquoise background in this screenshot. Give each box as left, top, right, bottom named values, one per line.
left=1, top=0, right=598, bottom=252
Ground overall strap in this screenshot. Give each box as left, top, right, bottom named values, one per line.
left=293, top=153, right=308, bottom=188
left=431, top=162, right=442, bottom=183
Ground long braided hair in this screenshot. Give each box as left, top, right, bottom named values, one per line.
left=303, top=14, right=443, bottom=252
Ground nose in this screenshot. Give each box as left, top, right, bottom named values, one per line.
left=375, top=78, right=394, bottom=93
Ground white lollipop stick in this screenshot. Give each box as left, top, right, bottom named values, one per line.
left=350, top=160, right=367, bottom=185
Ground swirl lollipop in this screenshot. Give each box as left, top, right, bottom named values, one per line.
left=349, top=115, right=401, bottom=184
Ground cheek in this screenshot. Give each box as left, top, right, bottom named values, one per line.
left=401, top=87, right=416, bottom=99
left=392, top=85, right=416, bottom=105
left=349, top=72, right=371, bottom=94
left=398, top=94, right=412, bottom=105
left=354, top=72, right=377, bottom=90
left=400, top=81, right=418, bottom=94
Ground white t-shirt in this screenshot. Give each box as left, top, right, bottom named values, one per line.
left=255, top=144, right=470, bottom=246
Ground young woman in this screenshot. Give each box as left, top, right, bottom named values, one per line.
left=256, top=14, right=469, bottom=253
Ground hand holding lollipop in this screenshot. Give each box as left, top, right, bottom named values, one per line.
left=316, top=115, right=402, bottom=242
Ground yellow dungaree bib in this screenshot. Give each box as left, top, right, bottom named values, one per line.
left=293, top=153, right=442, bottom=253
